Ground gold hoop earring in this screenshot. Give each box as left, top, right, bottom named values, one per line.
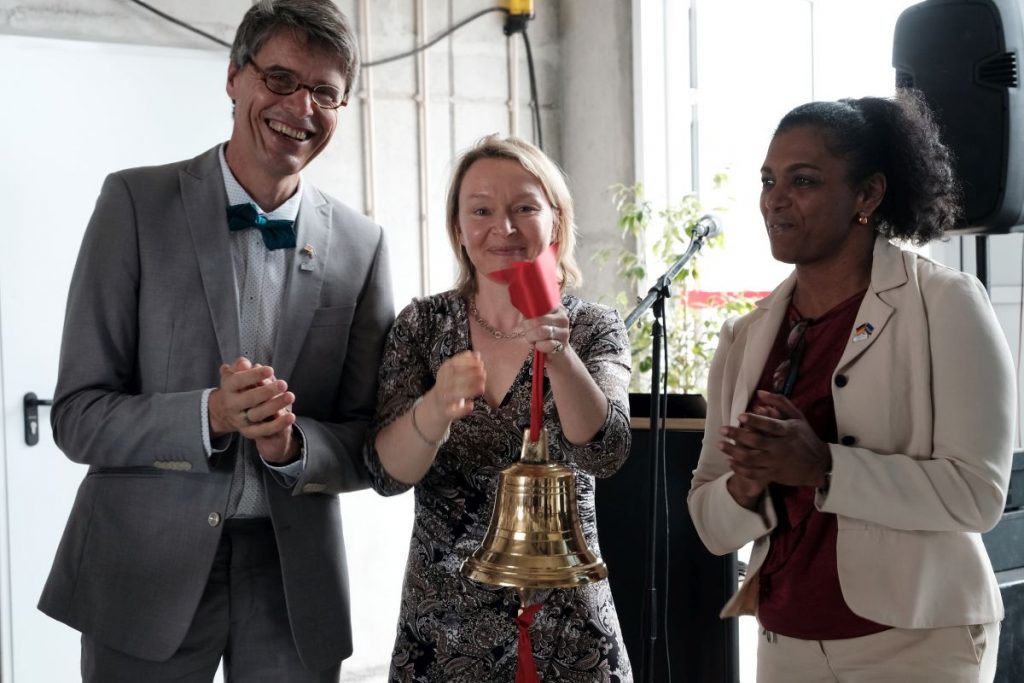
left=857, top=213, right=870, bottom=225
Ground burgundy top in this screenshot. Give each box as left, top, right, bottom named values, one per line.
left=751, top=290, right=890, bottom=640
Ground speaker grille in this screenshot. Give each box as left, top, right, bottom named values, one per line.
left=978, top=52, right=1018, bottom=88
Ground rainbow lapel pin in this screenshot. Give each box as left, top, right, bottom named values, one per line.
left=852, top=322, right=875, bottom=343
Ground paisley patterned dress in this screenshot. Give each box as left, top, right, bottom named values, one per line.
left=365, top=291, right=634, bottom=683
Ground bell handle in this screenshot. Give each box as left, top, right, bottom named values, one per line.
left=519, top=428, right=549, bottom=463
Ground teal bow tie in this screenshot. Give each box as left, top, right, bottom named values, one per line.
left=227, top=202, right=296, bottom=250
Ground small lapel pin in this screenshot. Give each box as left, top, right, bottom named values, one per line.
left=299, top=244, right=316, bottom=271
left=851, top=322, right=874, bottom=343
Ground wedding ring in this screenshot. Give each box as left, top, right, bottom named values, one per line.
left=243, top=409, right=253, bottom=425
left=547, top=325, right=555, bottom=339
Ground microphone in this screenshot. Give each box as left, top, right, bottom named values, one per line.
left=692, top=213, right=722, bottom=239
left=623, top=213, right=722, bottom=328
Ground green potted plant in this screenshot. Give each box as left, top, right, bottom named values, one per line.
left=595, top=181, right=756, bottom=418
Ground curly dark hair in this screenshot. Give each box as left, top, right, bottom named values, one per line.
left=775, top=89, right=962, bottom=245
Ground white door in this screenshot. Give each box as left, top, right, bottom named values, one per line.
left=0, top=36, right=231, bottom=681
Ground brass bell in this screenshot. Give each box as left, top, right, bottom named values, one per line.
left=461, top=428, right=608, bottom=589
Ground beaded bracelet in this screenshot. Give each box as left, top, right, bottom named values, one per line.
left=411, top=396, right=450, bottom=448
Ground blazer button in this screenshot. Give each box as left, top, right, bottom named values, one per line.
left=208, top=512, right=221, bottom=527
left=840, top=435, right=856, bottom=446
left=834, top=374, right=848, bottom=387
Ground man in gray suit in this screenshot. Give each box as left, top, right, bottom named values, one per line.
left=38, top=1, right=393, bottom=680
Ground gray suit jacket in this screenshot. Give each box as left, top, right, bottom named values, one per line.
left=38, top=146, right=394, bottom=670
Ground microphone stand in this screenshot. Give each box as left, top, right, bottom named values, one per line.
left=625, top=231, right=712, bottom=683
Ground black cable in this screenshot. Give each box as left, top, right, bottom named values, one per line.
left=519, top=27, right=544, bottom=150
left=129, top=0, right=231, bottom=48
left=129, top=1, right=543, bottom=149
left=127, top=2, right=509, bottom=72
left=366, top=7, right=508, bottom=67
left=659, top=307, right=672, bottom=682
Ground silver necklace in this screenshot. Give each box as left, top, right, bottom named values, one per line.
left=469, top=297, right=525, bottom=340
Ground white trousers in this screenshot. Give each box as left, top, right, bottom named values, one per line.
left=756, top=621, right=1000, bottom=683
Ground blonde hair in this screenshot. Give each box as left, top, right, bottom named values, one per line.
left=445, top=135, right=582, bottom=296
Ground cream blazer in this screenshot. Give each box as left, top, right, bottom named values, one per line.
left=688, top=238, right=1015, bottom=629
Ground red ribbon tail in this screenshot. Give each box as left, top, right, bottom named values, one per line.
left=515, top=603, right=544, bottom=683
left=530, top=350, right=544, bottom=441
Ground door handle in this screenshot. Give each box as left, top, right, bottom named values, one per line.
left=24, top=392, right=53, bottom=446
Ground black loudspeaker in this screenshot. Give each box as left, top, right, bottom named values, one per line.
left=596, top=418, right=739, bottom=682
left=892, top=0, right=1024, bottom=233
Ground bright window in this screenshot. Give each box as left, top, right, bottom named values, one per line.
left=638, top=0, right=922, bottom=296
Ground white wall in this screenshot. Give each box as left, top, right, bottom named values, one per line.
left=0, top=0, right=247, bottom=46
left=0, top=36, right=237, bottom=682
left=557, top=0, right=636, bottom=305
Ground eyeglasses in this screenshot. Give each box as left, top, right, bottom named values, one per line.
left=249, top=62, right=347, bottom=109
left=771, top=317, right=810, bottom=397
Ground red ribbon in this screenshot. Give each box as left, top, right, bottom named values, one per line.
left=514, top=602, right=543, bottom=683
left=489, top=244, right=560, bottom=442
left=489, top=244, right=561, bottom=319
left=530, top=349, right=544, bottom=441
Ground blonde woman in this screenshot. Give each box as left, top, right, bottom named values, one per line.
left=365, top=136, right=633, bottom=682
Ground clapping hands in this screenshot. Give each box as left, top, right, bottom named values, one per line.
left=719, top=390, right=832, bottom=508
left=209, top=357, right=299, bottom=464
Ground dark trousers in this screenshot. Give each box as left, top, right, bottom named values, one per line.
left=82, top=519, right=341, bottom=683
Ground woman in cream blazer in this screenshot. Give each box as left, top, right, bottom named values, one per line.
left=689, top=91, right=1014, bottom=682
